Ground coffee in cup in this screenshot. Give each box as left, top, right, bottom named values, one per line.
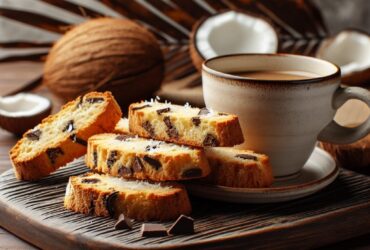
left=202, top=54, right=370, bottom=178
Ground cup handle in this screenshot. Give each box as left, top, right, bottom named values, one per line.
left=318, top=86, right=370, bottom=144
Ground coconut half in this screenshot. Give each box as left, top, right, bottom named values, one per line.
left=190, top=10, right=278, bottom=71
left=0, top=93, right=51, bottom=136
left=316, top=29, right=370, bottom=86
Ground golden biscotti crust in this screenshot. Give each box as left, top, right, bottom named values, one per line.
left=85, top=133, right=211, bottom=181
left=10, top=92, right=122, bottom=181
left=205, top=148, right=274, bottom=188
left=128, top=102, right=244, bottom=147
left=64, top=173, right=192, bottom=221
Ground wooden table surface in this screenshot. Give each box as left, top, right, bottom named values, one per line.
left=0, top=62, right=369, bottom=249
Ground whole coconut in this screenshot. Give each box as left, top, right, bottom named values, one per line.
left=43, top=18, right=164, bottom=109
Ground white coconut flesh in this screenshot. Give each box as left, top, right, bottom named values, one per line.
left=195, top=11, right=278, bottom=60
left=0, top=93, right=50, bottom=117
left=317, top=31, right=370, bottom=75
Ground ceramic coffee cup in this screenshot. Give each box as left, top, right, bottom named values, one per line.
left=202, top=54, right=370, bottom=178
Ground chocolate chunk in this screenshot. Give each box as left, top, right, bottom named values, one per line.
left=168, top=215, right=194, bottom=235
left=235, top=154, right=258, bottom=161
left=115, top=134, right=134, bottom=141
left=156, top=107, right=170, bottom=115
left=118, top=165, right=133, bottom=177
left=163, top=116, right=179, bottom=139
left=63, top=120, right=74, bottom=133
left=142, top=121, right=155, bottom=137
left=163, top=116, right=172, bottom=128
left=141, top=223, right=168, bottom=237
left=86, top=97, right=104, bottom=104
left=93, top=151, right=98, bottom=168
left=198, top=107, right=210, bottom=115
left=26, top=129, right=41, bottom=141
left=132, top=104, right=151, bottom=111
left=182, top=168, right=202, bottom=178
left=107, top=151, right=118, bottom=168
left=145, top=144, right=160, bottom=151
left=81, top=178, right=100, bottom=184
left=191, top=117, right=201, bottom=126
left=203, top=134, right=219, bottom=146
left=77, top=95, right=84, bottom=108
left=104, top=191, right=119, bottom=218
left=143, top=156, right=162, bottom=170
left=70, top=134, right=87, bottom=146
left=132, top=157, right=144, bottom=172
left=115, top=214, right=133, bottom=230
left=88, top=194, right=95, bottom=215
left=46, top=147, right=64, bottom=164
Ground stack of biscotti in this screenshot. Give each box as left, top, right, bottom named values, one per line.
left=10, top=93, right=273, bottom=222
left=112, top=100, right=274, bottom=188
left=69, top=100, right=267, bottom=221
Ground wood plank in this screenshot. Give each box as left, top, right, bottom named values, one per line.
left=0, top=227, right=38, bottom=250
left=0, top=162, right=369, bottom=249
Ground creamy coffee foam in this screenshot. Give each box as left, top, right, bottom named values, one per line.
left=233, top=70, right=319, bottom=80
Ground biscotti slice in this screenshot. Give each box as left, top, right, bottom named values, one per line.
left=129, top=101, right=244, bottom=147
left=64, top=173, right=191, bottom=221
left=10, top=92, right=122, bottom=180
left=86, top=133, right=210, bottom=181
left=114, top=117, right=129, bottom=134
left=204, top=147, right=273, bottom=188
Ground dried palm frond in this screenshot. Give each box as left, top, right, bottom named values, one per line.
left=0, top=0, right=328, bottom=93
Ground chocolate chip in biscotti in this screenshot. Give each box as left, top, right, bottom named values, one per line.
left=163, top=116, right=179, bottom=139
left=88, top=194, right=95, bottom=215
left=203, top=134, right=219, bottom=146
left=63, top=120, right=75, bottom=133
left=142, top=121, right=155, bottom=137
left=198, top=107, right=210, bottom=115
left=141, top=223, right=168, bottom=237
left=115, top=213, right=133, bottom=230
left=132, top=104, right=151, bottom=111
left=107, top=151, right=118, bottom=168
left=118, top=165, right=133, bottom=177
left=182, top=168, right=202, bottom=178
left=115, top=134, right=134, bottom=141
left=145, top=143, right=160, bottom=152
left=168, top=215, right=194, bottom=235
left=132, top=157, right=144, bottom=172
left=81, top=178, right=100, bottom=184
left=156, top=107, right=171, bottom=115
left=235, top=154, right=258, bottom=161
left=25, top=129, right=41, bottom=141
left=70, top=134, right=87, bottom=146
left=191, top=117, right=201, bottom=126
left=86, top=97, right=104, bottom=104
left=104, top=191, right=119, bottom=218
left=93, top=151, right=98, bottom=168
left=143, top=156, right=162, bottom=170
left=46, top=147, right=64, bottom=164
left=77, top=95, right=84, bottom=107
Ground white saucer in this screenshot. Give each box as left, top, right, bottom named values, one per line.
left=186, top=147, right=339, bottom=203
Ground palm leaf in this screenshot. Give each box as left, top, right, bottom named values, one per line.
left=0, top=0, right=328, bottom=94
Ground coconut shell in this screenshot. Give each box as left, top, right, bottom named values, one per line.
left=43, top=18, right=164, bottom=110
left=0, top=105, right=51, bottom=136
left=189, top=11, right=278, bottom=72
left=320, top=135, right=370, bottom=175
left=189, top=18, right=206, bottom=72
